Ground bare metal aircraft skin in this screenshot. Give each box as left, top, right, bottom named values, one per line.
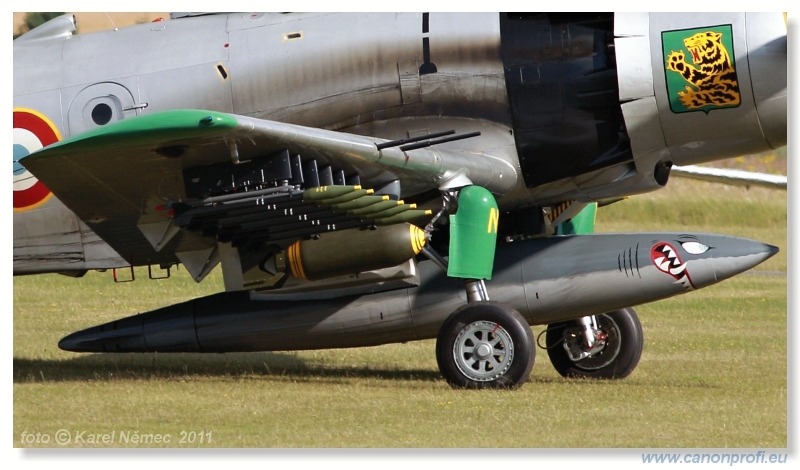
left=13, top=13, right=785, bottom=388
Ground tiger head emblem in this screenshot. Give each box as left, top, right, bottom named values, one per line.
left=664, top=28, right=741, bottom=112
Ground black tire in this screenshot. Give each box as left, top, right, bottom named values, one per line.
left=545, top=307, right=643, bottom=379
left=436, top=302, right=535, bottom=389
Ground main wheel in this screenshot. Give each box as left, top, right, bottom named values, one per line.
left=545, top=307, right=643, bottom=379
left=436, top=302, right=535, bottom=389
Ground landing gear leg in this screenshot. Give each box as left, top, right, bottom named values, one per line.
left=464, top=279, right=490, bottom=303
left=427, top=185, right=536, bottom=389
left=545, top=307, right=643, bottom=379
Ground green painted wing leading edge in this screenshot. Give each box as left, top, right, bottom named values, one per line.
left=19, top=109, right=442, bottom=268
left=24, top=109, right=239, bottom=159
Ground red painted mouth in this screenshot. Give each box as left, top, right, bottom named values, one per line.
left=651, top=242, right=695, bottom=289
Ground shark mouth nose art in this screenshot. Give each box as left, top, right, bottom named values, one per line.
left=651, top=242, right=695, bottom=289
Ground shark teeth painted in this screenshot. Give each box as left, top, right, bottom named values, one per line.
left=651, top=241, right=695, bottom=289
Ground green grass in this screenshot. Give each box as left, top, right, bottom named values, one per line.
left=12, top=178, right=787, bottom=448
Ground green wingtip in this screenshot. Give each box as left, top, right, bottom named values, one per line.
left=27, top=109, right=238, bottom=157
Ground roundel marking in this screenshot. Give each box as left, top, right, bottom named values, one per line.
left=13, top=108, right=61, bottom=212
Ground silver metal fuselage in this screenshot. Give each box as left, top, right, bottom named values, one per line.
left=13, top=12, right=786, bottom=274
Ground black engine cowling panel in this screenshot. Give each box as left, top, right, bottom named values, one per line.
left=500, top=13, right=633, bottom=188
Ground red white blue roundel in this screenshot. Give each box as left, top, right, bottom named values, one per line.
left=13, top=109, right=60, bottom=211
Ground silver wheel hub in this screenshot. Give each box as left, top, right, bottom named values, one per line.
left=453, top=321, right=514, bottom=382
left=475, top=342, right=493, bottom=359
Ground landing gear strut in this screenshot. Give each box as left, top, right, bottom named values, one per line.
left=426, top=185, right=535, bottom=388
left=544, top=307, right=643, bottom=379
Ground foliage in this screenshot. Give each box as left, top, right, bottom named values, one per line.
left=14, top=12, right=64, bottom=39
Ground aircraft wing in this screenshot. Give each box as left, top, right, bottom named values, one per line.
left=671, top=165, right=787, bottom=190
left=21, top=109, right=498, bottom=275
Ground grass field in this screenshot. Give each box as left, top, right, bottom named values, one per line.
left=12, top=177, right=788, bottom=450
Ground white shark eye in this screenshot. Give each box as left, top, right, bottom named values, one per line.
left=681, top=241, right=709, bottom=255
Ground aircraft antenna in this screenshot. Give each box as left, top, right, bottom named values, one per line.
left=104, top=13, right=119, bottom=31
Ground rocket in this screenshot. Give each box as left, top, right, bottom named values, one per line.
left=59, top=231, right=777, bottom=353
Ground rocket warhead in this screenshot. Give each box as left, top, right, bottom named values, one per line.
left=58, top=232, right=778, bottom=354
